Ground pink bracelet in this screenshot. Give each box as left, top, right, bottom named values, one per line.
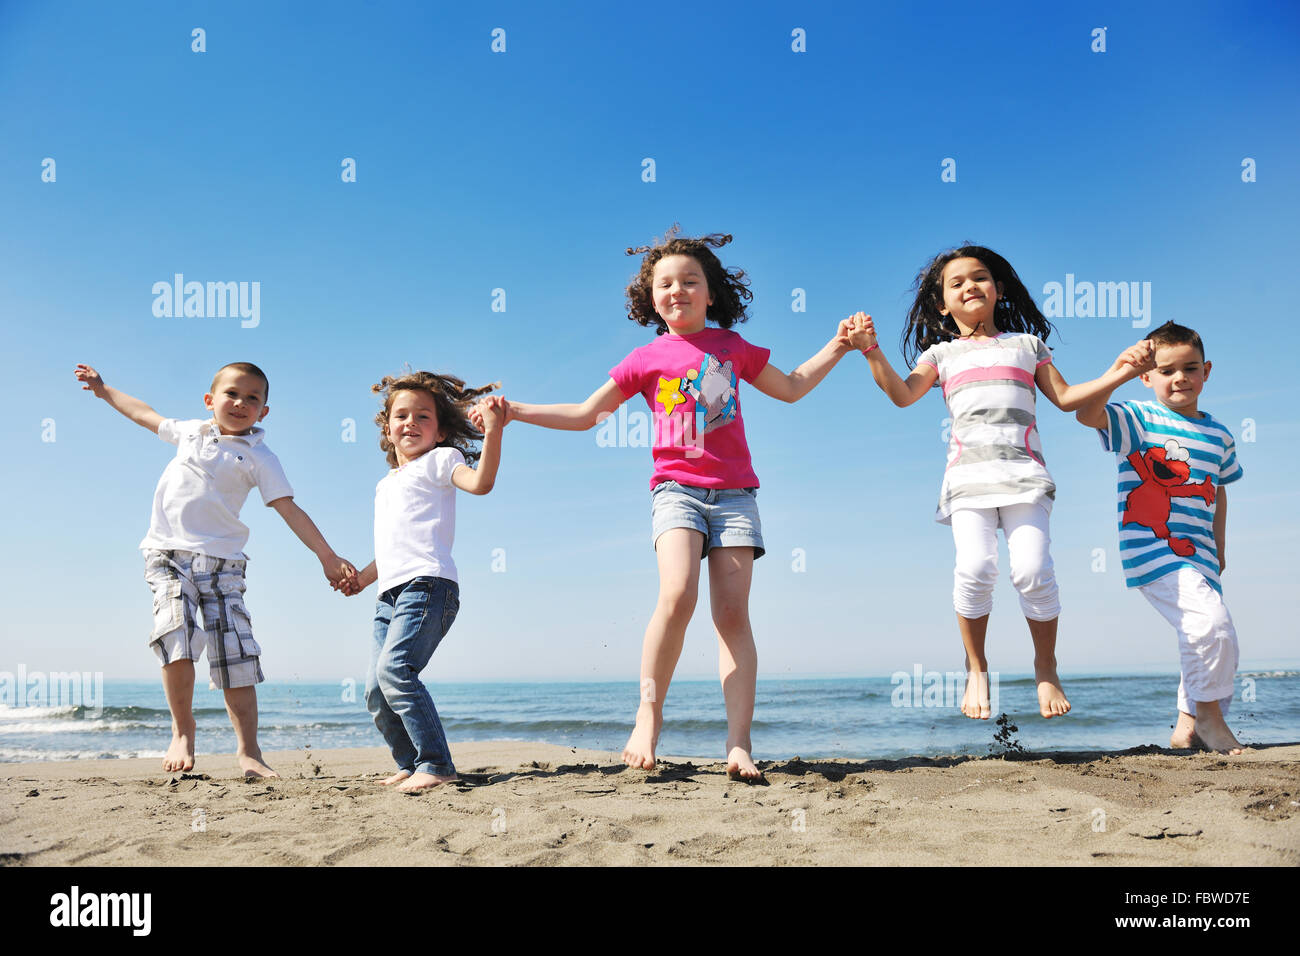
left=862, top=344, right=879, bottom=356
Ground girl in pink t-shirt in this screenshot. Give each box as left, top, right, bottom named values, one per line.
left=490, top=227, right=853, bottom=779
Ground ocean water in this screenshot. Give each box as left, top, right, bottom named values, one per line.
left=2, top=672, right=1297, bottom=764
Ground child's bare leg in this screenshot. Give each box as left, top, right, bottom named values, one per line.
left=1027, top=616, right=1070, bottom=718
left=956, top=614, right=991, bottom=719
left=223, top=685, right=278, bottom=778
left=708, top=546, right=760, bottom=780
left=1191, top=700, right=1243, bottom=755
left=160, top=659, right=197, bottom=772
left=1169, top=711, right=1199, bottom=748
left=624, top=528, right=703, bottom=770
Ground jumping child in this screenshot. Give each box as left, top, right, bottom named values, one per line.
left=490, top=228, right=855, bottom=778
left=844, top=246, right=1150, bottom=720
left=75, top=362, right=356, bottom=777
left=340, top=372, right=506, bottom=791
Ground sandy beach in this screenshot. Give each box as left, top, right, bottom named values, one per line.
left=2, top=742, right=1296, bottom=866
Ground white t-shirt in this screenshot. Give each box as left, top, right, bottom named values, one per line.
left=374, top=446, right=464, bottom=594
left=139, top=419, right=294, bottom=559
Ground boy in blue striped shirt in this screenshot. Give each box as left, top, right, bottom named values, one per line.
left=1076, top=322, right=1245, bottom=754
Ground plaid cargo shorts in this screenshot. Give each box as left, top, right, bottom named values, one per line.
left=143, top=549, right=264, bottom=689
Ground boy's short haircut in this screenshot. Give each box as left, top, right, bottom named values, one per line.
left=211, top=362, right=270, bottom=399
left=1147, top=321, right=1205, bottom=361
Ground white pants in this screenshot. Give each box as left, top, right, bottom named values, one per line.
left=1139, top=568, right=1239, bottom=716
left=951, top=502, right=1060, bottom=622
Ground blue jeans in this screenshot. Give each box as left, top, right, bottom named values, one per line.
left=365, top=576, right=460, bottom=777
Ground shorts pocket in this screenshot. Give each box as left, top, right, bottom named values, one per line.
left=227, top=606, right=261, bottom=659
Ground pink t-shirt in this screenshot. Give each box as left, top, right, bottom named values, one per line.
left=609, top=327, right=771, bottom=489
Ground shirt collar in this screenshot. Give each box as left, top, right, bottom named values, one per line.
left=202, top=419, right=267, bottom=446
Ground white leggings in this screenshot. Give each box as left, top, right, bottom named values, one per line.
left=951, top=502, right=1060, bottom=622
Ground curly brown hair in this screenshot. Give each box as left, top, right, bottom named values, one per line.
left=372, top=370, right=499, bottom=469
left=624, top=225, right=753, bottom=335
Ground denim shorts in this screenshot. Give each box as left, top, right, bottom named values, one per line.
left=650, top=480, right=764, bottom=560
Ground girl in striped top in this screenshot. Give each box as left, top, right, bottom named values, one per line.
left=846, top=245, right=1151, bottom=722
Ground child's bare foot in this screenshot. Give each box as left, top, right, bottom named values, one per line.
left=726, top=745, right=761, bottom=781
left=1035, top=666, right=1071, bottom=718
left=1169, top=711, right=1199, bottom=749
left=1193, top=708, right=1244, bottom=755
left=622, top=703, right=661, bottom=770
left=961, top=671, right=991, bottom=719
left=395, top=772, right=457, bottom=792
left=162, top=726, right=196, bottom=773
left=379, top=769, right=412, bottom=786
left=239, top=752, right=279, bottom=778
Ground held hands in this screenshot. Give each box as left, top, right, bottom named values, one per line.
left=74, top=363, right=107, bottom=396
left=334, top=561, right=377, bottom=597
left=1115, top=339, right=1156, bottom=376
left=470, top=395, right=510, bottom=432
left=845, top=312, right=878, bottom=353
left=323, top=554, right=360, bottom=594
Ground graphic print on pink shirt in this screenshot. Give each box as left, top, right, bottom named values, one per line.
left=609, top=328, right=770, bottom=489
left=656, top=352, right=738, bottom=439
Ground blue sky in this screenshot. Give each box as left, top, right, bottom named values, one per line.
left=2, top=1, right=1297, bottom=686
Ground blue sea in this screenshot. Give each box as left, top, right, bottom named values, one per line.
left=2, top=672, right=1297, bottom=763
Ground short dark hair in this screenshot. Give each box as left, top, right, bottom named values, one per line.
left=1147, top=321, right=1205, bottom=361
left=211, top=362, right=270, bottom=399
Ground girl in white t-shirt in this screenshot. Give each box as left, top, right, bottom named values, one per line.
left=845, top=245, right=1150, bottom=723
left=341, top=371, right=505, bottom=792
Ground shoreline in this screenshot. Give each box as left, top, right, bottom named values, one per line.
left=3, top=741, right=1297, bottom=865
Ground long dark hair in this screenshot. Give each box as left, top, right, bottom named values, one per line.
left=372, top=370, right=498, bottom=468
left=902, top=244, right=1055, bottom=368
left=625, top=225, right=752, bottom=335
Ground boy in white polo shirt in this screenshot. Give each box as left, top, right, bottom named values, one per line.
left=75, top=361, right=355, bottom=777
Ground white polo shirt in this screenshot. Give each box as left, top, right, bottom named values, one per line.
left=374, top=446, right=463, bottom=594
left=139, top=419, right=294, bottom=560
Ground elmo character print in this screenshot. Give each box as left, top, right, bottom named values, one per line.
left=1122, top=439, right=1215, bottom=557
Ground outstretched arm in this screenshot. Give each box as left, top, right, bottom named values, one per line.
left=269, top=497, right=356, bottom=588
left=453, top=396, right=504, bottom=495
left=74, top=364, right=165, bottom=433
left=1047, top=340, right=1155, bottom=417
left=750, top=324, right=854, bottom=404
left=844, top=313, right=936, bottom=407
left=505, top=379, right=626, bottom=431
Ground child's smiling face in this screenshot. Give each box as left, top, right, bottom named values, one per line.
left=204, top=370, right=269, bottom=435
left=938, top=256, right=1002, bottom=333
left=387, top=388, right=444, bottom=466
left=1142, top=342, right=1211, bottom=417
left=652, top=254, right=713, bottom=335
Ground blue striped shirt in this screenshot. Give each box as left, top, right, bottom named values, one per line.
left=1098, top=400, right=1243, bottom=592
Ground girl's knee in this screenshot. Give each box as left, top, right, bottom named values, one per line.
left=657, top=583, right=699, bottom=620
left=712, top=602, right=751, bottom=637
left=953, top=553, right=997, bottom=614
left=954, top=551, right=997, bottom=587
left=1009, top=550, right=1056, bottom=595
